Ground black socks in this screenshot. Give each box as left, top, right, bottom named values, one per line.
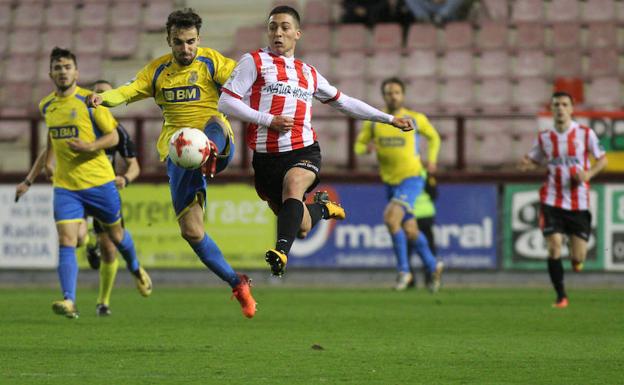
left=547, top=258, right=567, bottom=300
left=275, top=198, right=304, bottom=254
left=306, top=202, right=325, bottom=228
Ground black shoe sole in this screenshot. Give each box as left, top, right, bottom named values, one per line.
left=265, top=251, right=286, bottom=277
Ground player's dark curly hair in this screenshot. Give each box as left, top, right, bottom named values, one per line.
left=381, top=77, right=405, bottom=94
left=269, top=5, right=301, bottom=26
left=49, top=47, right=76, bottom=69
left=166, top=8, right=202, bottom=36
left=552, top=91, right=574, bottom=105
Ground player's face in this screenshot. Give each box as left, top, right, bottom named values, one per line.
left=168, top=26, right=200, bottom=66
left=93, top=82, right=112, bottom=94
left=49, top=57, right=78, bottom=92
left=551, top=96, right=573, bottom=126
left=382, top=82, right=404, bottom=111
left=267, top=13, right=301, bottom=57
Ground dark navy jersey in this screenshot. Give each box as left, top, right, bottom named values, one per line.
left=106, top=123, right=137, bottom=172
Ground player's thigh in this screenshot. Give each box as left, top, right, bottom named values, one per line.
left=545, top=233, right=564, bottom=258
left=177, top=201, right=205, bottom=241
left=569, top=235, right=588, bottom=261
left=56, top=221, right=81, bottom=247
left=282, top=167, right=317, bottom=200
left=402, top=217, right=419, bottom=239
left=167, top=157, right=206, bottom=218
left=384, top=200, right=406, bottom=227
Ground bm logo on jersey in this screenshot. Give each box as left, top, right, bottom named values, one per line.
left=49, top=125, right=79, bottom=139
left=163, top=86, right=200, bottom=102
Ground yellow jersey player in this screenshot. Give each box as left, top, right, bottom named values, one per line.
left=15, top=47, right=151, bottom=319
left=86, top=9, right=256, bottom=318
left=354, top=77, right=444, bottom=292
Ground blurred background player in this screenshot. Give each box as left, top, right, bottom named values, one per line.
left=15, top=47, right=151, bottom=319
left=86, top=9, right=256, bottom=318
left=218, top=6, right=415, bottom=278
left=519, top=91, right=607, bottom=308
left=354, top=77, right=443, bottom=292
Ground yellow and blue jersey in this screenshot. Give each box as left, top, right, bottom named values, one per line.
left=39, top=87, right=117, bottom=190
left=355, top=107, right=440, bottom=185
left=100, top=47, right=236, bottom=160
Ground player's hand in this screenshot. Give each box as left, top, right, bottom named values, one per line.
left=426, top=162, right=437, bottom=174
left=15, top=182, right=30, bottom=202
left=68, top=139, right=95, bottom=153
left=572, top=169, right=590, bottom=184
left=392, top=117, right=414, bottom=132
left=269, top=115, right=294, bottom=133
left=518, top=155, right=536, bottom=171
left=44, top=164, right=54, bottom=181
left=200, top=139, right=219, bottom=178
left=86, top=93, right=103, bottom=108
left=114, top=176, right=127, bottom=189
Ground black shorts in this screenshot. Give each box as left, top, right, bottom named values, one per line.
left=252, top=142, right=322, bottom=214
left=540, top=204, right=591, bottom=241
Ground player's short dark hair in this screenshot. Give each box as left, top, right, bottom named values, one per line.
left=269, top=5, right=301, bottom=26
left=49, top=47, right=76, bottom=69
left=93, top=79, right=113, bottom=87
left=552, top=91, right=574, bottom=104
left=166, top=8, right=202, bottom=36
left=381, top=77, right=405, bottom=94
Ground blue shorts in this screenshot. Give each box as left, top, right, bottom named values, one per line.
left=385, top=176, right=425, bottom=217
left=167, top=121, right=235, bottom=217
left=54, top=181, right=122, bottom=226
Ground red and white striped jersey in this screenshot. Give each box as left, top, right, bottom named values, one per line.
left=222, top=48, right=340, bottom=153
left=528, top=121, right=606, bottom=211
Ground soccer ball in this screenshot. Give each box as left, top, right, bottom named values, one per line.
left=168, top=127, right=211, bottom=169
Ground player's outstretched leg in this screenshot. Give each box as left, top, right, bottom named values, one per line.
left=392, top=230, right=412, bottom=291
left=52, top=245, right=79, bottom=319
left=313, top=191, right=346, bottom=220
left=409, top=233, right=442, bottom=292
left=114, top=229, right=152, bottom=297
left=548, top=258, right=568, bottom=308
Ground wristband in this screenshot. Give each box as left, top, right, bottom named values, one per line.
left=122, top=175, right=130, bottom=186
left=24, top=179, right=32, bottom=186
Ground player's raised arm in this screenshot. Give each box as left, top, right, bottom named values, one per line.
left=86, top=66, right=152, bottom=108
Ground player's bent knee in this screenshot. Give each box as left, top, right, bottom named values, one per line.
left=180, top=228, right=204, bottom=244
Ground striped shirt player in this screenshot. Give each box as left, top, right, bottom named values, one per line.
left=521, top=91, right=607, bottom=309
left=218, top=5, right=415, bottom=277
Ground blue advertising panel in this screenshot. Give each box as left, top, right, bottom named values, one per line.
left=289, top=183, right=498, bottom=269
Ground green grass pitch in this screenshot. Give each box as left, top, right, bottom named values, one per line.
left=0, top=287, right=622, bottom=385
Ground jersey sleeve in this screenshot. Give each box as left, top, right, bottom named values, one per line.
left=415, top=114, right=441, bottom=164
left=92, top=106, right=118, bottom=135
left=102, top=63, right=153, bottom=107
left=116, top=124, right=137, bottom=158
left=527, top=136, right=545, bottom=163
left=587, top=129, right=606, bottom=159
left=212, top=50, right=237, bottom=88
left=221, top=54, right=257, bottom=99
left=354, top=121, right=373, bottom=155
left=313, top=70, right=340, bottom=103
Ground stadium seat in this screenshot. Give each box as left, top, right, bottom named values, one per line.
left=442, top=22, right=473, bottom=50
left=42, top=28, right=74, bottom=53
left=480, top=0, right=509, bottom=20
left=405, top=24, right=438, bottom=52
left=511, top=0, right=544, bottom=22
left=110, top=1, right=142, bottom=28
left=512, top=50, right=548, bottom=78
left=475, top=21, right=508, bottom=52
left=554, top=77, right=585, bottom=104
left=586, top=22, right=618, bottom=51
left=0, top=3, right=12, bottom=28
left=512, top=23, right=545, bottom=51
left=300, top=25, right=331, bottom=53
left=107, top=27, right=140, bottom=59
left=0, top=82, right=32, bottom=116
left=582, top=0, right=616, bottom=22
left=511, top=119, right=539, bottom=161
left=303, top=0, right=331, bottom=25
left=371, top=23, right=402, bottom=52
left=0, top=121, right=26, bottom=143
left=440, top=78, right=474, bottom=113
left=76, top=54, right=103, bottom=84
left=78, top=2, right=108, bottom=28
left=232, top=26, right=266, bottom=57
left=2, top=56, right=37, bottom=83
left=144, top=1, right=173, bottom=32
left=313, top=100, right=336, bottom=118
left=32, top=81, right=54, bottom=105
left=475, top=78, right=513, bottom=113
left=513, top=77, right=549, bottom=112
left=332, top=51, right=366, bottom=79
left=9, top=29, right=40, bottom=55
left=546, top=0, right=580, bottom=22
left=75, top=28, right=106, bottom=55
left=366, top=78, right=385, bottom=108
left=548, top=22, right=581, bottom=52
left=439, top=50, right=473, bottom=78
left=313, top=119, right=349, bottom=168
left=586, top=48, right=619, bottom=78
left=585, top=77, right=621, bottom=109
left=406, top=77, right=440, bottom=114
left=13, top=3, right=44, bottom=28
left=368, top=52, right=402, bottom=80
left=552, top=50, right=583, bottom=77
left=403, top=50, right=437, bottom=78
left=429, top=118, right=457, bottom=167
left=334, top=24, right=368, bottom=52
left=465, top=119, right=513, bottom=167
left=336, top=78, right=366, bottom=100
left=476, top=50, right=509, bottom=78
left=300, top=52, right=331, bottom=79
left=45, top=1, right=76, bottom=28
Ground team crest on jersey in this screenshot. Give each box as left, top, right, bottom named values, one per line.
left=188, top=71, right=198, bottom=84
left=261, top=65, right=277, bottom=76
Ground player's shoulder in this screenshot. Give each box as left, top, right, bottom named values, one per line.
left=38, top=92, right=56, bottom=111
left=75, top=87, right=92, bottom=99
left=402, top=108, right=427, bottom=121
left=197, top=47, right=230, bottom=60
left=146, top=53, right=174, bottom=71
